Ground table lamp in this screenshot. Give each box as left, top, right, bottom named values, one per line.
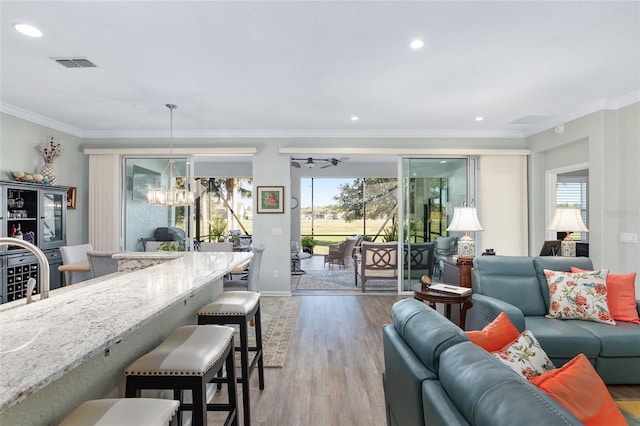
left=446, top=206, right=484, bottom=258
left=547, top=207, right=588, bottom=257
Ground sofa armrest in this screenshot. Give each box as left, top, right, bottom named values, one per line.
left=466, top=294, right=526, bottom=332
left=383, top=324, right=435, bottom=426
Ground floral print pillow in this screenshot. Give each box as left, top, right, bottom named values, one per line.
left=544, top=269, right=615, bottom=325
left=492, top=330, right=556, bottom=380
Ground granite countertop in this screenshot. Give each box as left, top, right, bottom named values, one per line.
left=0, top=251, right=252, bottom=412
left=112, top=251, right=185, bottom=260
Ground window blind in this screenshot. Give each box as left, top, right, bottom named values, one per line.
left=556, top=176, right=588, bottom=241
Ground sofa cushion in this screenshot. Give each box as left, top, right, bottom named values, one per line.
left=572, top=267, right=640, bottom=324
left=524, top=316, right=601, bottom=359
left=544, top=269, right=616, bottom=325
left=530, top=354, right=627, bottom=426
left=465, top=312, right=520, bottom=352
left=473, top=256, right=547, bottom=316
left=492, top=330, right=555, bottom=380
left=438, top=341, right=582, bottom=425
left=533, top=256, right=594, bottom=309
left=569, top=320, right=640, bottom=357
left=392, top=299, right=467, bottom=372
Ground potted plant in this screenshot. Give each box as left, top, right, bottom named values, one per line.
left=157, top=241, right=185, bottom=251
left=208, top=216, right=228, bottom=242
left=300, top=235, right=317, bottom=254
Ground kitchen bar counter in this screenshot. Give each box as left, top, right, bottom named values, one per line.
left=0, top=251, right=252, bottom=421
left=113, top=250, right=185, bottom=272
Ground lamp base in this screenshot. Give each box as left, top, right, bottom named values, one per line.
left=560, top=240, right=576, bottom=257
left=457, top=235, right=476, bottom=258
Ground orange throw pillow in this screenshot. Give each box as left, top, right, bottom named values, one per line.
left=571, top=267, right=639, bottom=324
left=465, top=312, right=520, bottom=352
left=530, top=354, right=626, bottom=426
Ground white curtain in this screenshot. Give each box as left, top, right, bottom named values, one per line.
left=88, top=154, right=120, bottom=251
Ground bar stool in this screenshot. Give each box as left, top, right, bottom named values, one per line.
left=59, top=398, right=180, bottom=425
left=125, top=325, right=238, bottom=426
left=197, top=291, right=264, bottom=426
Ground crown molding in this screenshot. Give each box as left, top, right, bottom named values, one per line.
left=523, top=91, right=640, bottom=138
left=0, top=102, right=83, bottom=137
left=81, top=128, right=525, bottom=139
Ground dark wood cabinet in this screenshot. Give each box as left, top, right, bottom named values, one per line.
left=1, top=181, right=67, bottom=303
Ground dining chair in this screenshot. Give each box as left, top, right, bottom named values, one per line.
left=224, top=245, right=265, bottom=292
left=86, top=250, right=119, bottom=279
left=60, top=244, right=93, bottom=285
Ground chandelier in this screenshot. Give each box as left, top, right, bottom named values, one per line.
left=146, top=104, right=195, bottom=206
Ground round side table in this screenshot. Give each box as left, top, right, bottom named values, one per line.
left=412, top=283, right=473, bottom=329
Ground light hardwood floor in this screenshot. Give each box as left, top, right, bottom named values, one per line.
left=211, top=294, right=639, bottom=425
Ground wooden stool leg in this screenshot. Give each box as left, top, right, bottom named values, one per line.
left=239, top=320, right=251, bottom=426
left=191, top=378, right=206, bottom=426
left=226, top=344, right=239, bottom=426
left=255, top=307, right=265, bottom=390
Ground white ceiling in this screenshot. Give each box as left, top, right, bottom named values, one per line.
left=1, top=1, right=639, bottom=140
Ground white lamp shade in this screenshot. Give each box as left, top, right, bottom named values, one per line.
left=446, top=207, right=484, bottom=232
left=547, top=208, right=588, bottom=232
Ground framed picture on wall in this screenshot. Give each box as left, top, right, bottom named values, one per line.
left=256, top=186, right=284, bottom=214
left=67, top=187, right=77, bottom=209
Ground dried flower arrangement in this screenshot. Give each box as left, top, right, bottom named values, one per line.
left=36, top=136, right=64, bottom=163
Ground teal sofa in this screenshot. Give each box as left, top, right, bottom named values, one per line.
left=382, top=299, right=582, bottom=426
left=466, top=256, right=640, bottom=384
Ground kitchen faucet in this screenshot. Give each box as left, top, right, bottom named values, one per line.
left=0, top=237, right=50, bottom=303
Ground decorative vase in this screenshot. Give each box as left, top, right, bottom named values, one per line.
left=41, top=162, right=56, bottom=185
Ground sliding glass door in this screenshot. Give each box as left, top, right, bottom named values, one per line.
left=122, top=156, right=194, bottom=251
left=401, top=158, right=474, bottom=291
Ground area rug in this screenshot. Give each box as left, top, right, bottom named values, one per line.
left=294, top=267, right=397, bottom=291
left=617, top=401, right=640, bottom=425
left=232, top=296, right=299, bottom=368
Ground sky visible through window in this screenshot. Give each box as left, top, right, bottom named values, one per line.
left=300, top=178, right=352, bottom=207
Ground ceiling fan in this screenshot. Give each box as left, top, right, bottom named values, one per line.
left=291, top=157, right=349, bottom=169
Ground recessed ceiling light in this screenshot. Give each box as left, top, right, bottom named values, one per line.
left=440, top=160, right=448, bottom=164
left=14, top=24, right=42, bottom=37
left=475, top=116, right=484, bottom=122
left=410, top=39, right=424, bottom=49
left=351, top=116, right=359, bottom=121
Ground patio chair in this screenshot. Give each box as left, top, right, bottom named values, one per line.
left=403, top=242, right=436, bottom=280
left=291, top=241, right=311, bottom=275
left=433, top=236, right=458, bottom=278
left=325, top=237, right=359, bottom=268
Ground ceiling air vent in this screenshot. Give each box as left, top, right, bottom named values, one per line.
left=52, top=57, right=97, bottom=68
left=510, top=115, right=552, bottom=125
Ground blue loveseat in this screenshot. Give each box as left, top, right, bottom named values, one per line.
left=382, top=298, right=582, bottom=426
left=466, top=255, right=640, bottom=384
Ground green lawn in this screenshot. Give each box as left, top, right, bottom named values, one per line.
left=200, top=217, right=397, bottom=255
left=300, top=218, right=393, bottom=254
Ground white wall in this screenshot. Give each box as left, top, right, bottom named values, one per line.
left=526, top=102, right=639, bottom=293
left=0, top=114, right=88, bottom=245
left=251, top=145, right=292, bottom=295
left=477, top=155, right=528, bottom=256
